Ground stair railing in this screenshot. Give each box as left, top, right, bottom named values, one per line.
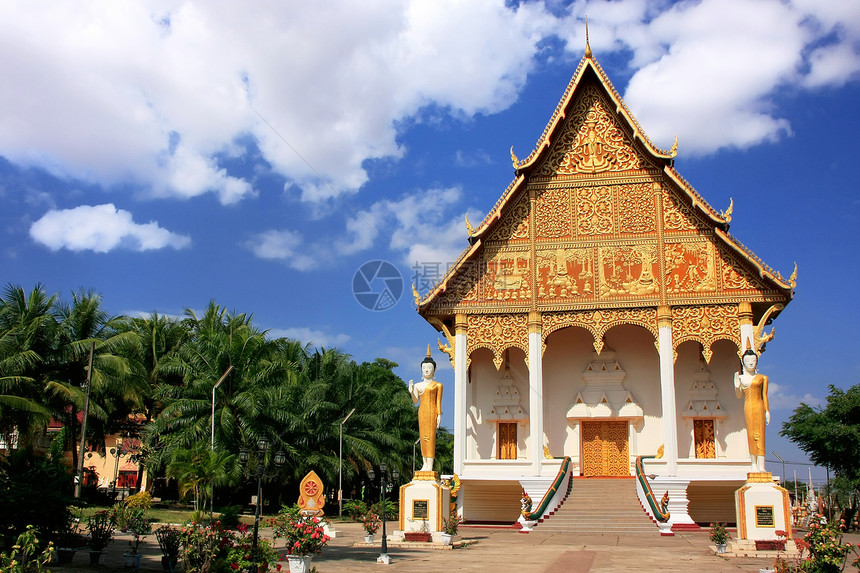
left=521, top=456, right=572, bottom=521
left=635, top=452, right=670, bottom=523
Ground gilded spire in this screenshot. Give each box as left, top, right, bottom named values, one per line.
left=585, top=16, right=592, bottom=59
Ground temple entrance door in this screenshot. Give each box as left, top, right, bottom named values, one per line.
left=581, top=420, right=630, bottom=476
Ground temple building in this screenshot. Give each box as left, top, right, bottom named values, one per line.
left=415, top=42, right=794, bottom=529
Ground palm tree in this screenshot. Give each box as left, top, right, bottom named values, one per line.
left=165, top=442, right=239, bottom=513
left=115, top=312, right=188, bottom=489
left=147, top=302, right=294, bottom=479
left=0, top=284, right=58, bottom=448
left=44, top=289, right=138, bottom=472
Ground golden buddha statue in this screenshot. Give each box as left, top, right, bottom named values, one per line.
left=409, top=346, right=443, bottom=473
left=734, top=339, right=770, bottom=472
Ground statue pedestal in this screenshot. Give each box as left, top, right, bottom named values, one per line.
left=735, top=472, right=792, bottom=541
left=397, top=472, right=451, bottom=534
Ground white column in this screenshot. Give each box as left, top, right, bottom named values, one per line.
left=528, top=312, right=543, bottom=476
left=657, top=306, right=678, bottom=476
left=453, top=314, right=468, bottom=476
left=739, top=302, right=755, bottom=353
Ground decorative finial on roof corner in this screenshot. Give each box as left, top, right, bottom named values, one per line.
left=789, top=262, right=797, bottom=289
left=465, top=213, right=476, bottom=236
left=510, top=145, right=519, bottom=169
left=585, top=16, right=592, bottom=59
left=720, top=197, right=733, bottom=223
left=669, top=135, right=678, bottom=157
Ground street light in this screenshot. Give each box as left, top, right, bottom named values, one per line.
left=240, top=438, right=286, bottom=573
left=211, top=366, right=234, bottom=450
left=772, top=450, right=785, bottom=486
left=368, top=462, right=399, bottom=565
left=210, top=366, right=233, bottom=516
left=339, top=408, right=356, bottom=518
left=109, top=440, right=124, bottom=500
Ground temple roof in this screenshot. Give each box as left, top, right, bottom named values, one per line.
left=416, top=48, right=793, bottom=325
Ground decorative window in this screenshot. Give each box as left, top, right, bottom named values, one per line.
left=693, top=419, right=716, bottom=459
left=498, top=422, right=517, bottom=460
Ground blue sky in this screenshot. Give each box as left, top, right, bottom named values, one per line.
left=1, top=1, right=858, bottom=486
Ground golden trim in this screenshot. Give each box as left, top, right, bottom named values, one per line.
left=657, top=306, right=672, bottom=328
left=738, top=301, right=753, bottom=326
left=737, top=484, right=751, bottom=538
left=413, top=471, right=440, bottom=481
left=746, top=471, right=775, bottom=483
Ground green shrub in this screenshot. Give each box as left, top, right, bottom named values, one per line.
left=343, top=499, right=367, bottom=521
left=218, top=505, right=241, bottom=529
left=0, top=449, right=73, bottom=540
left=370, top=500, right=397, bottom=521
left=124, top=491, right=152, bottom=510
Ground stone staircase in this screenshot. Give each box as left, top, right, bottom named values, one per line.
left=534, top=477, right=658, bottom=534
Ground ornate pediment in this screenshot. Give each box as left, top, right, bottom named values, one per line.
left=535, top=82, right=657, bottom=177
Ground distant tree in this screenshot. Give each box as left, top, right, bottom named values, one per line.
left=781, top=384, right=860, bottom=496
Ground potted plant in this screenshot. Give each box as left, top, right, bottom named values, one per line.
left=154, top=526, right=182, bottom=571
left=709, top=522, right=729, bottom=554
left=362, top=512, right=380, bottom=543
left=122, top=509, right=152, bottom=568
left=87, top=511, right=114, bottom=565
left=440, top=514, right=462, bottom=545
left=56, top=509, right=88, bottom=564
left=272, top=514, right=330, bottom=573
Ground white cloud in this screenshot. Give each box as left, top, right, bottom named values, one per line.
left=767, top=381, right=823, bottom=411
left=29, top=203, right=190, bottom=252
left=243, top=229, right=318, bottom=271
left=338, top=187, right=480, bottom=268
left=266, top=327, right=351, bottom=349
left=0, top=0, right=857, bottom=205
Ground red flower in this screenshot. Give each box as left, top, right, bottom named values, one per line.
left=230, top=563, right=239, bottom=570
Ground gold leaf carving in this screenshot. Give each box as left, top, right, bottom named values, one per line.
left=534, top=186, right=571, bottom=239
left=535, top=247, right=594, bottom=301
left=671, top=305, right=740, bottom=363
left=487, top=193, right=530, bottom=243
left=481, top=250, right=531, bottom=302
left=541, top=308, right=658, bottom=354
left=538, top=85, right=642, bottom=176
left=617, top=183, right=656, bottom=234
left=662, top=190, right=705, bottom=233
left=467, top=314, right=529, bottom=370
left=576, top=185, right=613, bottom=235
left=664, top=242, right=717, bottom=294
left=597, top=245, right=659, bottom=298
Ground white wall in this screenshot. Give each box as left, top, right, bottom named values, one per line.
left=467, top=347, right=529, bottom=460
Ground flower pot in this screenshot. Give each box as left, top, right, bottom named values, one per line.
left=287, top=554, right=314, bottom=573
left=124, top=553, right=143, bottom=569
left=57, top=548, right=77, bottom=564
left=716, top=543, right=727, bottom=554
left=440, top=533, right=452, bottom=545
left=364, top=534, right=374, bottom=543
left=89, top=551, right=104, bottom=566
left=404, top=531, right=432, bottom=542
left=161, top=555, right=179, bottom=571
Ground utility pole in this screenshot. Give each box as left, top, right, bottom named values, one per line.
left=74, top=343, right=95, bottom=499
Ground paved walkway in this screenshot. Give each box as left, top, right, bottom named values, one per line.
left=50, top=522, right=860, bottom=573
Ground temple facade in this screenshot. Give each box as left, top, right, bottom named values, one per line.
left=415, top=46, right=794, bottom=527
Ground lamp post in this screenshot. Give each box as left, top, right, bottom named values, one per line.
left=339, top=407, right=355, bottom=518
left=368, top=462, right=399, bottom=565
left=109, top=440, right=123, bottom=500
left=240, top=438, right=286, bottom=573
left=211, top=366, right=233, bottom=450
left=772, top=450, right=785, bottom=486
left=210, top=366, right=233, bottom=516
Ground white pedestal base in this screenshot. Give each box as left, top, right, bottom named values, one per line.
left=398, top=474, right=451, bottom=533
left=735, top=472, right=792, bottom=541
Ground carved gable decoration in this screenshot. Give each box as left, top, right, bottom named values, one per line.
left=536, top=83, right=655, bottom=177
left=486, top=192, right=530, bottom=244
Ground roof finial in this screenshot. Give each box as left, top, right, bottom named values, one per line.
left=585, top=16, right=592, bottom=59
